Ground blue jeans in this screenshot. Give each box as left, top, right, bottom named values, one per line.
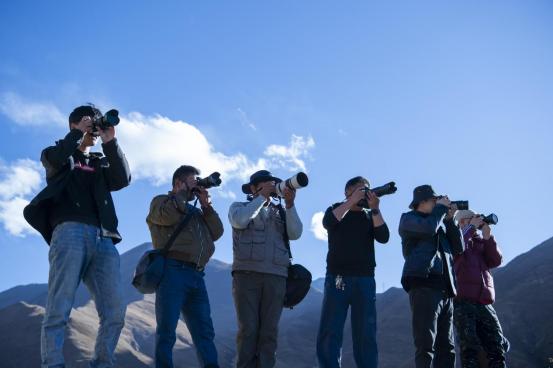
left=316, top=274, right=378, bottom=368
left=41, top=222, right=125, bottom=368
left=155, top=259, right=218, bottom=368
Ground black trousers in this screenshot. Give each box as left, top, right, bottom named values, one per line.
left=409, top=287, right=456, bottom=368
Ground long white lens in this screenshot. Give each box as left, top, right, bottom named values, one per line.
left=275, top=172, right=309, bottom=197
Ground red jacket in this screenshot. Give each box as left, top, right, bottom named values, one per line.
left=453, top=225, right=502, bottom=304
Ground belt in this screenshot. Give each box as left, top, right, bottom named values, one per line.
left=167, top=257, right=205, bottom=272
left=232, top=270, right=271, bottom=277
left=233, top=270, right=258, bottom=276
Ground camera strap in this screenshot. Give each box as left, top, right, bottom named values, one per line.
left=276, top=202, right=293, bottom=262
left=161, top=198, right=199, bottom=256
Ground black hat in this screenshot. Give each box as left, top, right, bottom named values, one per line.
left=69, top=105, right=101, bottom=124
left=409, top=184, right=438, bottom=209
left=241, top=170, right=281, bottom=195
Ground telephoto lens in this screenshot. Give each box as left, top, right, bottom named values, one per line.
left=451, top=200, right=469, bottom=211
left=357, top=182, right=398, bottom=208
left=275, top=172, right=309, bottom=197
left=371, top=182, right=398, bottom=197
left=481, top=213, right=499, bottom=225
left=196, top=172, right=222, bottom=189
left=92, top=109, right=120, bottom=132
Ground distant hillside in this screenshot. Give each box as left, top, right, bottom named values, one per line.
left=1, top=238, right=552, bottom=367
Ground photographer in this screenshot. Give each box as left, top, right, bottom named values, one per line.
left=23, top=105, right=131, bottom=367
left=146, top=165, right=224, bottom=368
left=399, top=185, right=464, bottom=368
left=228, top=170, right=303, bottom=368
left=453, top=210, right=507, bottom=368
left=316, top=176, right=389, bottom=368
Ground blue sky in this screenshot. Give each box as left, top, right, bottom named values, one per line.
left=1, top=0, right=552, bottom=293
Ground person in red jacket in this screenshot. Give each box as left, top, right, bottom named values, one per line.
left=453, top=210, right=508, bottom=367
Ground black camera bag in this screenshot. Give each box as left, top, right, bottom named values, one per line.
left=132, top=205, right=197, bottom=294
left=277, top=204, right=312, bottom=309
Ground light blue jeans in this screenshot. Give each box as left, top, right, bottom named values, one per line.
left=41, top=222, right=125, bottom=368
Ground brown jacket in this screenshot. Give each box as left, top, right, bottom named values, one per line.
left=146, top=190, right=224, bottom=267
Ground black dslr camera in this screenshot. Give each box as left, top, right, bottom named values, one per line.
left=451, top=200, right=469, bottom=211
left=357, top=182, right=398, bottom=208
left=92, top=109, right=120, bottom=133
left=437, top=196, right=469, bottom=211
left=480, top=213, right=499, bottom=226
left=196, top=172, right=222, bottom=189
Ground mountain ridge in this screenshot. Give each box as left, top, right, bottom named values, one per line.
left=1, top=237, right=551, bottom=367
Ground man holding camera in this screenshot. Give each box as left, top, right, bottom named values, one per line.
left=146, top=165, right=224, bottom=367
left=23, top=105, right=131, bottom=367
left=316, top=176, right=389, bottom=368
left=399, top=185, right=464, bottom=368
left=453, top=210, right=507, bottom=367
left=228, top=170, right=303, bottom=368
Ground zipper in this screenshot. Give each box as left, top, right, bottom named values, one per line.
left=195, top=213, right=205, bottom=270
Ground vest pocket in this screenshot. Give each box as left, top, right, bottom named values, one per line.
left=274, top=216, right=285, bottom=234
left=249, top=220, right=266, bottom=261
left=236, top=233, right=266, bottom=261
left=273, top=241, right=290, bottom=266
left=236, top=234, right=252, bottom=260
left=251, top=241, right=265, bottom=261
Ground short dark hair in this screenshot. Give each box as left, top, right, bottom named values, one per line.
left=345, top=176, right=370, bottom=192
left=172, top=165, right=200, bottom=186
left=68, top=104, right=101, bottom=129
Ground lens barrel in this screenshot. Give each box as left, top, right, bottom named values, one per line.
left=196, top=172, right=222, bottom=189
left=275, top=172, right=309, bottom=197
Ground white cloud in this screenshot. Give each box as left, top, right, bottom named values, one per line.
left=237, top=108, right=257, bottom=131
left=264, top=135, right=315, bottom=173
left=0, top=159, right=43, bottom=236
left=311, top=211, right=327, bottom=241
left=215, top=189, right=237, bottom=200
left=0, top=92, right=66, bottom=126
left=116, top=112, right=314, bottom=188
left=0, top=97, right=316, bottom=238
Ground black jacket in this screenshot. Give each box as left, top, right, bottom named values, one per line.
left=23, top=129, right=131, bottom=245
left=399, top=204, right=464, bottom=293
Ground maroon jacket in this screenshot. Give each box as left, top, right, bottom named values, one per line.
left=453, top=225, right=502, bottom=304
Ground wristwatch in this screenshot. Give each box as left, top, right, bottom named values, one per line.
left=371, top=208, right=380, bottom=216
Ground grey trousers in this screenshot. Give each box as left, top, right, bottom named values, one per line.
left=232, top=271, right=287, bottom=368
left=409, top=287, right=456, bottom=368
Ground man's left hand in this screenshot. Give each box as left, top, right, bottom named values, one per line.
left=367, top=190, right=380, bottom=210
left=283, top=188, right=296, bottom=209
left=196, top=187, right=212, bottom=209
left=99, top=126, right=115, bottom=143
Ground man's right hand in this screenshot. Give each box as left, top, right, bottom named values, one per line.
left=347, top=188, right=366, bottom=207
left=75, top=116, right=93, bottom=134
left=259, top=183, right=276, bottom=200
